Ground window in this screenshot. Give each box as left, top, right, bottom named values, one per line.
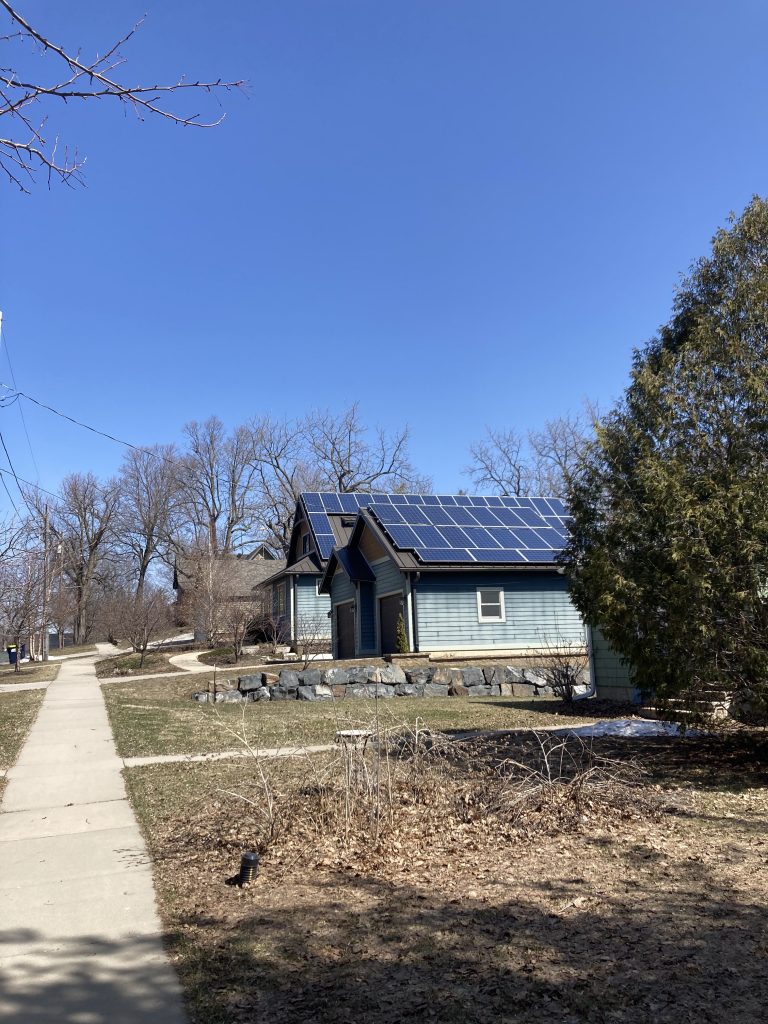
left=315, top=579, right=323, bottom=596
left=276, top=582, right=287, bottom=617
left=477, top=587, right=505, bottom=622
left=302, top=533, right=310, bottom=555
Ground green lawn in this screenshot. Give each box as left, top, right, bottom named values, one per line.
left=0, top=689, right=45, bottom=795
left=102, top=671, right=607, bottom=759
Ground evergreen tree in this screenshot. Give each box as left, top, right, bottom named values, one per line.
left=565, top=196, right=768, bottom=718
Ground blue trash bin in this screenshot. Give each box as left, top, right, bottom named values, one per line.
left=7, top=645, right=17, bottom=665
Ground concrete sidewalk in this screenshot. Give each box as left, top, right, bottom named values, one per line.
left=0, top=653, right=187, bottom=1023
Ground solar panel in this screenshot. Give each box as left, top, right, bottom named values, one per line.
left=299, top=492, right=567, bottom=566
left=315, top=535, right=335, bottom=560
left=415, top=547, right=476, bottom=562
left=386, top=525, right=422, bottom=548
left=412, top=524, right=450, bottom=547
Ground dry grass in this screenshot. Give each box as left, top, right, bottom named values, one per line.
left=95, top=650, right=184, bottom=679
left=0, top=661, right=59, bottom=685
left=0, top=689, right=44, bottom=797
left=102, top=672, right=608, bottom=759
left=127, top=729, right=768, bottom=1024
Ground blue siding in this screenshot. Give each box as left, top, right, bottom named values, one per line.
left=330, top=570, right=355, bottom=607
left=359, top=581, right=376, bottom=653
left=591, top=627, right=640, bottom=702
left=415, top=572, right=585, bottom=651
left=296, top=574, right=331, bottom=639
left=372, top=558, right=404, bottom=599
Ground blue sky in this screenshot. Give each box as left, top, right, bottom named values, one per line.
left=1, top=0, right=767, bottom=514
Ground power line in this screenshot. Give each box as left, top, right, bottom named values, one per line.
left=0, top=427, right=30, bottom=510
left=0, top=384, right=175, bottom=466
left=0, top=464, right=59, bottom=500
left=0, top=321, right=41, bottom=480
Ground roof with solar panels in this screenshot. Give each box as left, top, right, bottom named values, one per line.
left=293, top=491, right=571, bottom=573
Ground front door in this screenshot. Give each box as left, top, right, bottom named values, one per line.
left=379, top=593, right=404, bottom=655
left=336, top=602, right=356, bottom=659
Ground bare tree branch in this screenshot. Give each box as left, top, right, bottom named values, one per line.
left=0, top=2, right=244, bottom=189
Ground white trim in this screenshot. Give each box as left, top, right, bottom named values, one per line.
left=476, top=587, right=506, bottom=623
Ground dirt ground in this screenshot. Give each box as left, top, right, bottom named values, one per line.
left=127, top=730, right=768, bottom=1024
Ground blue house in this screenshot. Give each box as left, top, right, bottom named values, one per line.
left=304, top=492, right=588, bottom=660
left=264, top=492, right=392, bottom=649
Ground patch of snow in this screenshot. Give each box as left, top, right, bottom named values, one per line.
left=558, top=718, right=702, bottom=738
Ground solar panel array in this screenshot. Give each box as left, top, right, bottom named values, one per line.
left=301, top=493, right=570, bottom=564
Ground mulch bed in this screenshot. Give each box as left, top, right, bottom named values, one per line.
left=129, top=731, right=768, bottom=1024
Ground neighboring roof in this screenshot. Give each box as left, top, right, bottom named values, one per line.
left=174, top=552, right=287, bottom=594
left=261, top=552, right=322, bottom=585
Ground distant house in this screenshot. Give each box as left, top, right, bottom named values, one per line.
left=173, top=545, right=286, bottom=641
left=269, top=492, right=587, bottom=660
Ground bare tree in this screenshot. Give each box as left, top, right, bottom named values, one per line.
left=123, top=586, right=172, bottom=669
left=465, top=428, right=535, bottom=496
left=0, top=2, right=243, bottom=190
left=249, top=405, right=430, bottom=555
left=466, top=409, right=597, bottom=498
left=248, top=415, right=325, bottom=555
left=25, top=473, right=120, bottom=644
left=306, top=404, right=423, bottom=493
left=0, top=544, right=43, bottom=672
left=294, top=613, right=330, bottom=668
left=178, top=417, right=261, bottom=555
left=528, top=408, right=597, bottom=497
left=116, top=444, right=181, bottom=597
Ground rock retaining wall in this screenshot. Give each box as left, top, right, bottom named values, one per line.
left=193, top=663, right=575, bottom=703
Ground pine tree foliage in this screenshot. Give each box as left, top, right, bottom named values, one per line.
left=564, top=196, right=768, bottom=718
left=395, top=613, right=409, bottom=655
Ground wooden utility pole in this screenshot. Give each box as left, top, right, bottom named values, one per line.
left=41, top=503, right=49, bottom=661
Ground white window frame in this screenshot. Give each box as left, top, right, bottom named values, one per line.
left=476, top=587, right=506, bottom=623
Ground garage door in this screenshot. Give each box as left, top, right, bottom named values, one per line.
left=379, top=593, right=404, bottom=655
left=336, top=603, right=356, bottom=659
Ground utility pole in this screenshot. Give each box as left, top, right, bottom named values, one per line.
left=41, top=503, right=49, bottom=661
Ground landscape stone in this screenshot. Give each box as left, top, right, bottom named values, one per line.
left=504, top=666, right=527, bottom=684
left=255, top=688, right=271, bottom=701
left=193, top=691, right=211, bottom=703
left=483, top=666, right=504, bottom=688
left=405, top=668, right=433, bottom=686
left=448, top=681, right=469, bottom=697
left=299, top=669, right=323, bottom=687
left=467, top=683, right=492, bottom=697
left=511, top=682, right=537, bottom=698
left=222, top=690, right=244, bottom=702
left=524, top=670, right=548, bottom=688
left=330, top=684, right=348, bottom=698
left=394, top=682, right=417, bottom=697
left=461, top=667, right=485, bottom=688
left=489, top=683, right=501, bottom=696
left=262, top=671, right=280, bottom=687
left=424, top=682, right=449, bottom=698
left=324, top=667, right=350, bottom=687
left=373, top=664, right=407, bottom=685
left=346, top=664, right=378, bottom=685
left=431, top=666, right=464, bottom=686
left=238, top=674, right=263, bottom=693
left=499, top=682, right=514, bottom=696
left=313, top=684, right=334, bottom=700
left=348, top=682, right=395, bottom=699
left=278, top=671, right=300, bottom=690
